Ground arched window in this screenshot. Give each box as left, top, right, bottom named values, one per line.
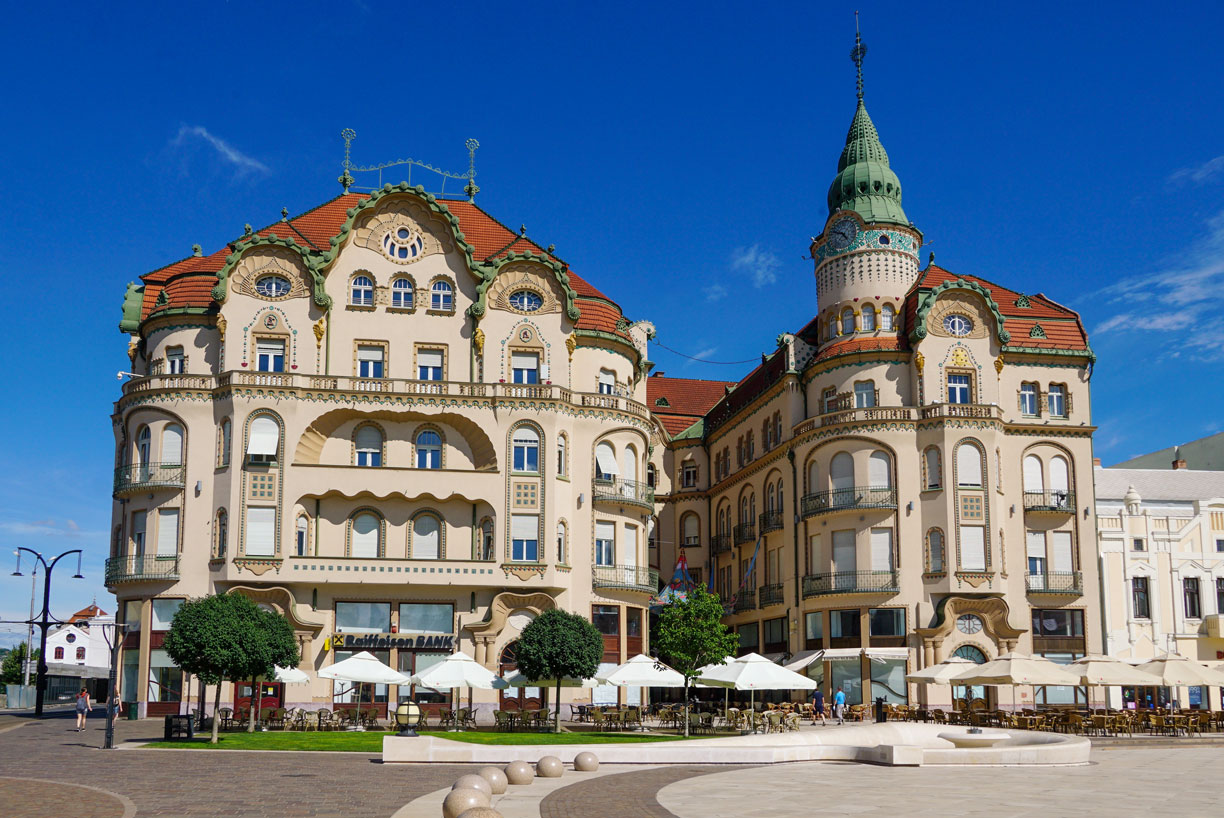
left=766, top=483, right=776, bottom=512
left=411, top=514, right=441, bottom=560
left=869, top=451, right=891, bottom=488
left=957, top=443, right=983, bottom=488
left=295, top=515, right=309, bottom=557
left=646, top=463, right=657, bottom=488
left=416, top=430, right=442, bottom=469
left=1023, top=454, right=1044, bottom=493
left=391, top=277, right=414, bottom=309
left=623, top=445, right=638, bottom=482
left=749, top=492, right=756, bottom=520
left=807, top=461, right=819, bottom=492
left=1050, top=456, right=1070, bottom=494
left=161, top=423, right=183, bottom=465
left=556, top=521, right=567, bottom=563
left=54, top=647, right=64, bottom=660
left=350, top=512, right=381, bottom=558
left=682, top=513, right=700, bottom=547
left=841, top=308, right=855, bottom=335
left=927, top=529, right=945, bottom=573
left=479, top=519, right=495, bottom=561
left=776, top=479, right=785, bottom=514
left=739, top=496, right=749, bottom=524
left=854, top=380, right=876, bottom=408
left=355, top=425, right=383, bottom=467
left=595, top=441, right=617, bottom=481
left=247, top=415, right=281, bottom=463
left=136, top=425, right=151, bottom=466
left=861, top=304, right=876, bottom=331
left=76, top=647, right=86, bottom=661
left=215, top=509, right=228, bottom=557
left=350, top=275, right=374, bottom=307
left=218, top=419, right=232, bottom=467
left=556, top=434, right=567, bottom=477
left=880, top=303, right=895, bottom=331
left=830, top=452, right=854, bottom=491
left=512, top=427, right=540, bottom=473
left=953, top=645, right=986, bottom=664
left=430, top=279, right=453, bottom=311
left=924, top=447, right=942, bottom=489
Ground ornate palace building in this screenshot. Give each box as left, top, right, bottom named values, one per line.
left=108, top=42, right=1102, bottom=716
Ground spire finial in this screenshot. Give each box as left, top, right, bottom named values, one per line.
left=851, top=11, right=867, bottom=102
left=339, top=128, right=356, bottom=192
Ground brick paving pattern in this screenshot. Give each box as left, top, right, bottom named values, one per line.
left=0, top=778, right=128, bottom=818
left=539, top=766, right=752, bottom=818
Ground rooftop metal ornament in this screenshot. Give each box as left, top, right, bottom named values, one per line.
left=339, top=128, right=357, bottom=193
left=851, top=10, right=867, bottom=101
left=339, top=130, right=481, bottom=201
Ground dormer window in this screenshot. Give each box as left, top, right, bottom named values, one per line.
left=255, top=275, right=291, bottom=298
left=943, top=314, right=972, bottom=336
left=509, top=290, right=542, bottom=312
left=383, top=227, right=424, bottom=261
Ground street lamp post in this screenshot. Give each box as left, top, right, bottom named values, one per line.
left=101, top=620, right=127, bottom=749
left=11, top=547, right=84, bottom=718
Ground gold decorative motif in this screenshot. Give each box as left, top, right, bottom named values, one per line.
left=313, top=317, right=326, bottom=348
left=473, top=327, right=485, bottom=355
left=127, top=337, right=140, bottom=363
left=215, top=316, right=226, bottom=341
left=913, top=351, right=924, bottom=374
left=949, top=347, right=971, bottom=368
left=565, top=335, right=577, bottom=359
left=994, top=355, right=1004, bottom=374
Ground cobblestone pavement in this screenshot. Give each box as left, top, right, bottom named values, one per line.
left=539, top=766, right=751, bottom=818
left=0, top=712, right=474, bottom=818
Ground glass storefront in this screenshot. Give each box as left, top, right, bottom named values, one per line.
left=397, top=651, right=451, bottom=705
left=870, top=657, right=907, bottom=704
left=398, top=603, right=452, bottom=635
left=335, top=602, right=391, bottom=633
left=148, top=649, right=182, bottom=703
left=121, top=649, right=140, bottom=703
left=830, top=659, right=862, bottom=705
left=1034, top=652, right=1086, bottom=706
left=332, top=649, right=389, bottom=703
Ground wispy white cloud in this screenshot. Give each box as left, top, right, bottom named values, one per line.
left=690, top=347, right=718, bottom=361
left=704, top=283, right=727, bottom=302
left=169, top=125, right=269, bottom=175
left=0, top=518, right=85, bottom=538
left=730, top=244, right=780, bottom=288
left=1090, top=209, right=1224, bottom=361
left=1169, top=155, right=1224, bottom=186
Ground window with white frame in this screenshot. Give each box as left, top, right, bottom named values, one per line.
left=415, top=430, right=441, bottom=469
left=841, top=308, right=855, bottom=335
left=870, top=527, right=893, bottom=571
left=430, top=280, right=453, bottom=311
left=681, top=461, right=697, bottom=488
left=868, top=451, right=892, bottom=488
left=556, top=521, right=567, bottom=563
left=1020, top=382, right=1039, bottom=415
left=295, top=515, right=308, bottom=557
left=861, top=304, right=876, bottom=331
left=511, top=514, right=539, bottom=562
left=512, top=427, right=540, bottom=473
left=597, top=369, right=615, bottom=395
left=947, top=372, right=972, bottom=404
left=880, top=303, right=895, bottom=331
left=959, top=525, right=986, bottom=571
left=355, top=425, right=382, bottom=467
left=511, top=352, right=539, bottom=384
left=357, top=345, right=385, bottom=379
left=1026, top=531, right=1047, bottom=576
left=682, top=513, right=700, bottom=547
left=161, top=424, right=184, bottom=465
left=350, top=275, right=374, bottom=307
left=557, top=435, right=567, bottom=477
left=1023, top=454, right=1044, bottom=492
left=391, top=277, right=414, bottom=308
left=1185, top=577, right=1202, bottom=619
left=411, top=514, right=441, bottom=559
left=350, top=512, right=380, bottom=558
left=166, top=346, right=185, bottom=374
left=256, top=339, right=285, bottom=373
left=151, top=599, right=183, bottom=631
left=928, top=529, right=945, bottom=572
left=219, top=419, right=231, bottom=467
left=594, top=520, right=615, bottom=566
left=156, top=508, right=179, bottom=556
left=594, top=441, right=618, bottom=481
left=1050, top=530, right=1073, bottom=574
left=417, top=349, right=443, bottom=381
left=924, top=447, right=942, bottom=489
left=245, top=507, right=276, bottom=556
left=956, top=443, right=983, bottom=487
left=854, top=381, right=876, bottom=408
left=830, top=452, right=854, bottom=491
left=136, top=426, right=151, bottom=466
left=1047, top=384, right=1068, bottom=417
left=246, top=416, right=280, bottom=464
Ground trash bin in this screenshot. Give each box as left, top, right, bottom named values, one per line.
left=874, top=697, right=887, bottom=723
left=125, top=705, right=139, bottom=720
left=163, top=714, right=193, bottom=740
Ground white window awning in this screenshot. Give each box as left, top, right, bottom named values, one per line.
left=761, top=652, right=786, bottom=664
left=819, top=648, right=865, bottom=661
left=595, top=446, right=619, bottom=476
left=247, top=417, right=280, bottom=456
left=864, top=648, right=910, bottom=662
left=783, top=650, right=823, bottom=672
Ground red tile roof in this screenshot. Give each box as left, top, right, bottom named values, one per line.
left=647, top=376, right=737, bottom=435
left=812, top=335, right=907, bottom=363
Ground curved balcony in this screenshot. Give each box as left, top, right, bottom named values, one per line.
left=759, top=511, right=784, bottom=534
left=800, top=487, right=896, bottom=519
left=802, top=570, right=899, bottom=598
left=732, top=591, right=757, bottom=613
left=592, top=563, right=659, bottom=595
left=105, top=555, right=180, bottom=585
left=1023, top=490, right=1076, bottom=514
left=1025, top=571, right=1083, bottom=595
left=592, top=478, right=655, bottom=510
left=733, top=523, right=756, bottom=545
left=759, top=582, right=785, bottom=607
left=711, top=534, right=733, bottom=555
left=113, top=462, right=185, bottom=497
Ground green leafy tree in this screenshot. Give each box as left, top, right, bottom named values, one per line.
left=652, top=585, right=738, bottom=735
left=163, top=594, right=299, bottom=741
left=0, top=644, right=38, bottom=685
left=515, top=609, right=603, bottom=733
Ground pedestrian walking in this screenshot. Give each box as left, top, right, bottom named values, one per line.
left=833, top=685, right=846, bottom=725
left=74, top=688, right=92, bottom=732
left=811, top=688, right=827, bottom=726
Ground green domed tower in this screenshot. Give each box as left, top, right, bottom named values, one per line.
left=809, top=27, right=923, bottom=349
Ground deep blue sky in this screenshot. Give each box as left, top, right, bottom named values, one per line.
left=1, top=0, right=1221, bottom=636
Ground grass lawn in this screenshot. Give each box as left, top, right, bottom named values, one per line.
left=152, top=729, right=695, bottom=751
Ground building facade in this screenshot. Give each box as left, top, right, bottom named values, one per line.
left=109, top=189, right=660, bottom=716
left=651, top=67, right=1102, bottom=709
left=1095, top=465, right=1224, bottom=710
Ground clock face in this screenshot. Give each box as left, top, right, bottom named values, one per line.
left=943, top=314, right=972, bottom=337
left=827, top=218, right=858, bottom=250
left=956, top=614, right=983, bottom=635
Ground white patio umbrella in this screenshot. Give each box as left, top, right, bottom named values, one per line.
left=318, top=651, right=412, bottom=722
left=1136, top=654, right=1224, bottom=687
left=596, top=654, right=686, bottom=687
left=274, top=665, right=310, bottom=684
left=1067, top=655, right=1159, bottom=686
left=905, top=656, right=976, bottom=684
left=494, top=670, right=596, bottom=688
left=951, top=652, right=1081, bottom=711
left=409, top=651, right=501, bottom=689
left=699, top=652, right=816, bottom=726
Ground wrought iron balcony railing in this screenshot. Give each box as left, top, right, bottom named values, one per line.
left=733, top=523, right=757, bottom=545
left=592, top=478, right=655, bottom=509
left=1025, top=571, right=1083, bottom=594
left=800, top=487, right=897, bottom=519
left=802, top=570, right=900, bottom=598
left=1023, top=490, right=1076, bottom=514
left=732, top=590, right=757, bottom=613
left=113, top=462, right=185, bottom=496
left=711, top=534, right=733, bottom=555
left=592, top=563, right=659, bottom=594
left=759, top=583, right=785, bottom=607
left=105, top=555, right=180, bottom=585
left=759, top=511, right=784, bottom=534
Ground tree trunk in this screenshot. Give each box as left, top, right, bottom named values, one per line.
left=248, top=677, right=258, bottom=733
left=210, top=681, right=221, bottom=744
left=683, top=679, right=690, bottom=737
left=554, top=680, right=562, bottom=733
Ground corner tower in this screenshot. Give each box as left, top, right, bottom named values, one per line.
left=811, top=26, right=922, bottom=347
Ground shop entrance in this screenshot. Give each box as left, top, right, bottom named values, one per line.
left=236, top=680, right=283, bottom=712
left=1122, top=685, right=1170, bottom=710
left=498, top=641, right=543, bottom=711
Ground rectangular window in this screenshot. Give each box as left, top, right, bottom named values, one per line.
left=1050, top=531, right=1074, bottom=573
left=1184, top=577, right=1202, bottom=619
left=870, top=657, right=908, bottom=705
left=511, top=514, right=539, bottom=562
left=592, top=605, right=619, bottom=636
left=959, top=525, right=986, bottom=571
left=1132, top=538, right=1145, bottom=552
left=805, top=611, right=823, bottom=645
left=763, top=617, right=786, bottom=649
left=256, top=339, right=285, bottom=373
left=681, top=463, right=697, bottom=488
left=244, top=507, right=276, bottom=556
left=357, top=345, right=385, bottom=379
left=398, top=603, right=453, bottom=635
left=1019, top=383, right=1038, bottom=415
left=400, top=652, right=450, bottom=705
left=1217, top=578, right=1224, bottom=615
left=148, top=649, right=182, bottom=703
left=335, top=601, right=391, bottom=633
left=809, top=533, right=822, bottom=574
left=594, top=521, right=615, bottom=567
left=1033, top=652, right=1085, bottom=706
left=166, top=347, right=185, bottom=374
left=123, top=600, right=142, bottom=631
left=1216, top=538, right=1224, bottom=553
left=854, top=382, right=876, bottom=408
left=830, top=609, right=860, bottom=639
left=947, top=373, right=971, bottom=404
left=150, top=599, right=183, bottom=631
left=831, top=657, right=863, bottom=705
left=1026, top=531, right=1047, bottom=577
left=417, top=349, right=444, bottom=381
left=1132, top=576, right=1150, bottom=619
left=822, top=388, right=838, bottom=414
left=870, top=528, right=893, bottom=572
left=156, top=508, right=179, bottom=556
left=597, top=370, right=615, bottom=395
left=868, top=608, right=904, bottom=637
left=1047, top=384, right=1067, bottom=417
left=1031, top=608, right=1084, bottom=637
left=737, top=622, right=759, bottom=654
left=511, top=352, right=539, bottom=385
left=512, top=431, right=539, bottom=473
left=832, top=529, right=856, bottom=574
left=130, top=510, right=147, bottom=555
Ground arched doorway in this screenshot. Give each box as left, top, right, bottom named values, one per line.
left=498, top=641, right=543, bottom=711
left=952, top=644, right=989, bottom=711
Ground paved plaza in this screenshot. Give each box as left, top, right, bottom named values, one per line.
left=0, top=711, right=1218, bottom=817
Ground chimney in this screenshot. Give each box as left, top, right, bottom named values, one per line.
left=1173, top=459, right=1187, bottom=470
left=1093, top=457, right=1101, bottom=467
left=1172, top=445, right=1186, bottom=470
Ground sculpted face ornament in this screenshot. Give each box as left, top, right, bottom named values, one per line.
left=263, top=314, right=278, bottom=330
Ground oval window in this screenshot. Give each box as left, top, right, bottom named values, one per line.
left=255, top=275, right=291, bottom=298
left=383, top=228, right=424, bottom=261
left=509, top=290, right=543, bottom=312
left=943, top=314, right=972, bottom=336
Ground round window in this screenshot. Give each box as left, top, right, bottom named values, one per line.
left=956, top=614, right=983, bottom=635
left=943, top=314, right=972, bottom=337
left=66, top=633, right=77, bottom=643
left=509, top=290, right=543, bottom=312
left=382, top=227, right=424, bottom=262
left=255, top=275, right=291, bottom=298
